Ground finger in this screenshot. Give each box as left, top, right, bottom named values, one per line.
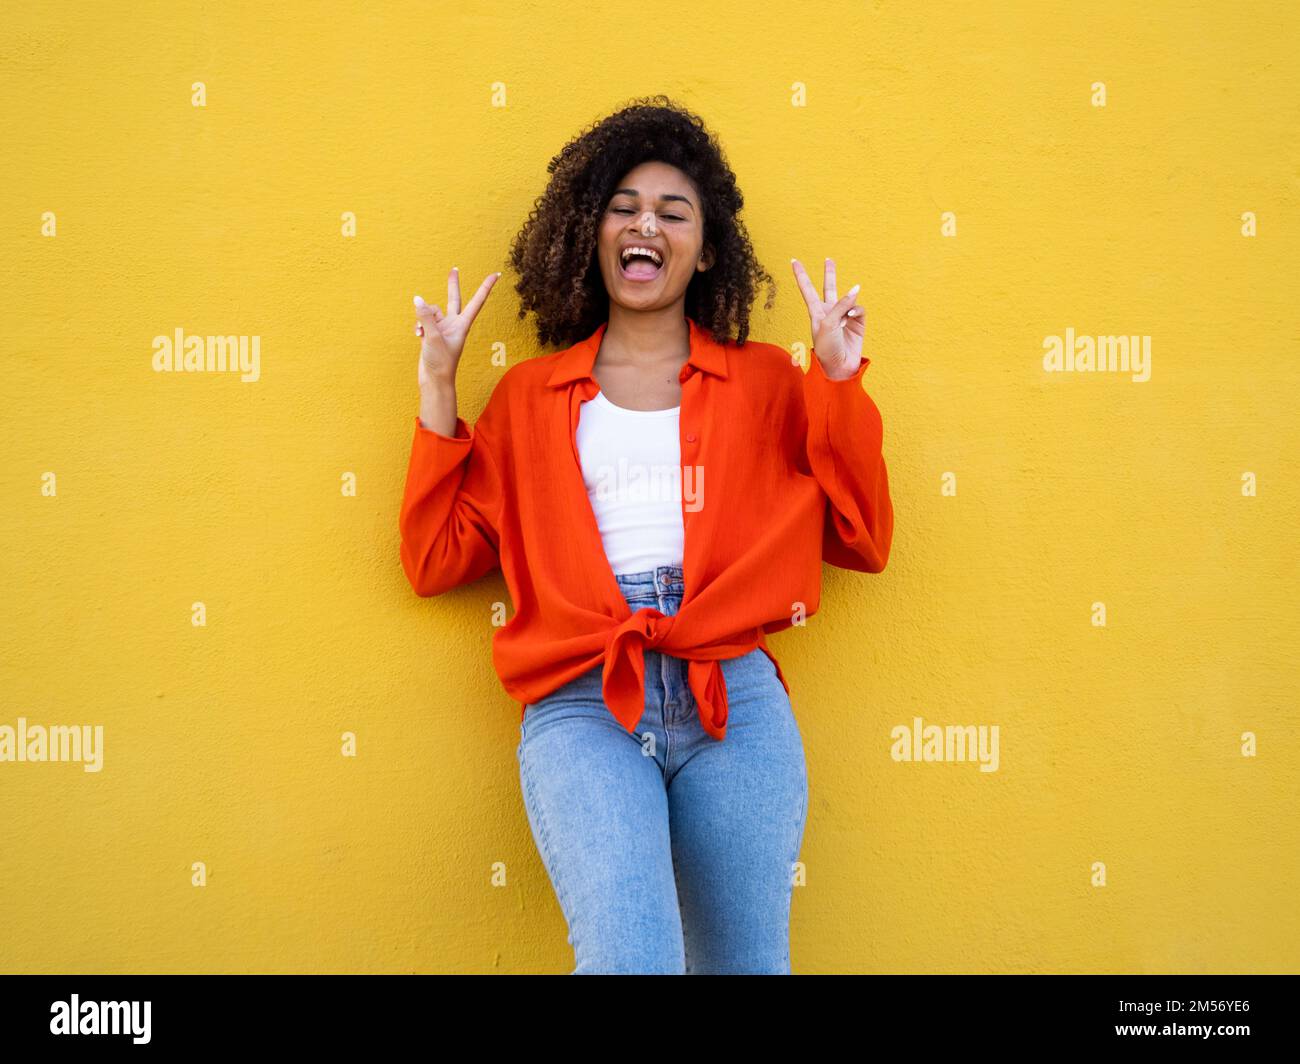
left=826, top=284, right=860, bottom=328
left=824, top=258, right=837, bottom=304
left=790, top=259, right=822, bottom=313
left=447, top=266, right=461, bottom=317
left=413, top=296, right=444, bottom=331
left=413, top=295, right=442, bottom=319
left=415, top=322, right=423, bottom=336
left=460, top=271, right=501, bottom=325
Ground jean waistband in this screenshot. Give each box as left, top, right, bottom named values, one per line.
left=615, top=563, right=684, bottom=593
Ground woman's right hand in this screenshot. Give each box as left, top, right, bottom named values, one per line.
left=414, top=267, right=501, bottom=390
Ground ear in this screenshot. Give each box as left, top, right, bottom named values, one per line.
left=696, top=244, right=715, bottom=272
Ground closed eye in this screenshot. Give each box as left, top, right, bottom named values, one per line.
left=611, top=207, right=685, bottom=221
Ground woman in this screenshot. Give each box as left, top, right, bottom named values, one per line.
left=399, top=96, right=893, bottom=974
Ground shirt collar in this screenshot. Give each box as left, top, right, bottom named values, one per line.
left=545, top=315, right=729, bottom=388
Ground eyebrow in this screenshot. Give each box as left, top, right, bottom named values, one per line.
left=611, top=188, right=696, bottom=213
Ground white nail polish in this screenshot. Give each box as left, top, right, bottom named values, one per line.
left=414, top=295, right=426, bottom=307
left=848, top=284, right=860, bottom=296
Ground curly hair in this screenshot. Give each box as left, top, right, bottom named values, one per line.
left=507, top=94, right=776, bottom=350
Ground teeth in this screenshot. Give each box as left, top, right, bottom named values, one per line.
left=620, top=246, right=662, bottom=266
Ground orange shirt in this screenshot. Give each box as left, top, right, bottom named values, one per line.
left=399, top=315, right=893, bottom=741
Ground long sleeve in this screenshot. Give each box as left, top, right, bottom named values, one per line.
left=803, top=349, right=894, bottom=573
left=398, top=412, right=503, bottom=596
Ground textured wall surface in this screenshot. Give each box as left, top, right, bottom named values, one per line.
left=1, top=1, right=1296, bottom=973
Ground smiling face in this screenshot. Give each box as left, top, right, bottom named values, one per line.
left=596, top=160, right=714, bottom=311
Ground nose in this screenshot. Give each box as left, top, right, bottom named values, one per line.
left=636, top=210, right=657, bottom=237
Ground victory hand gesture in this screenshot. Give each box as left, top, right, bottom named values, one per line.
left=791, top=257, right=865, bottom=380
left=413, top=267, right=501, bottom=389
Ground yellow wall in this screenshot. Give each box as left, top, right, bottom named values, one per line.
left=2, top=1, right=1296, bottom=973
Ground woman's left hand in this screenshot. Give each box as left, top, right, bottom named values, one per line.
left=791, top=257, right=865, bottom=379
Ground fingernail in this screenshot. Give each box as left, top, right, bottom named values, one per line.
left=848, top=284, right=860, bottom=297
left=414, top=295, right=427, bottom=307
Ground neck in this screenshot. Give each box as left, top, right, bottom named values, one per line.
left=598, top=303, right=690, bottom=369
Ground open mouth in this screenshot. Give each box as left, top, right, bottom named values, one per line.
left=619, top=245, right=663, bottom=281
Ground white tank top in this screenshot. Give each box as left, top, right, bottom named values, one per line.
left=575, top=390, right=685, bottom=576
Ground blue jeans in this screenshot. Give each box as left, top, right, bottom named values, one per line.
left=516, top=563, right=809, bottom=974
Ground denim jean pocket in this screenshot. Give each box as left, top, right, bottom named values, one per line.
left=521, top=662, right=604, bottom=738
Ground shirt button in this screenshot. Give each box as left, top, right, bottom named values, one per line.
left=685, top=432, right=697, bottom=443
